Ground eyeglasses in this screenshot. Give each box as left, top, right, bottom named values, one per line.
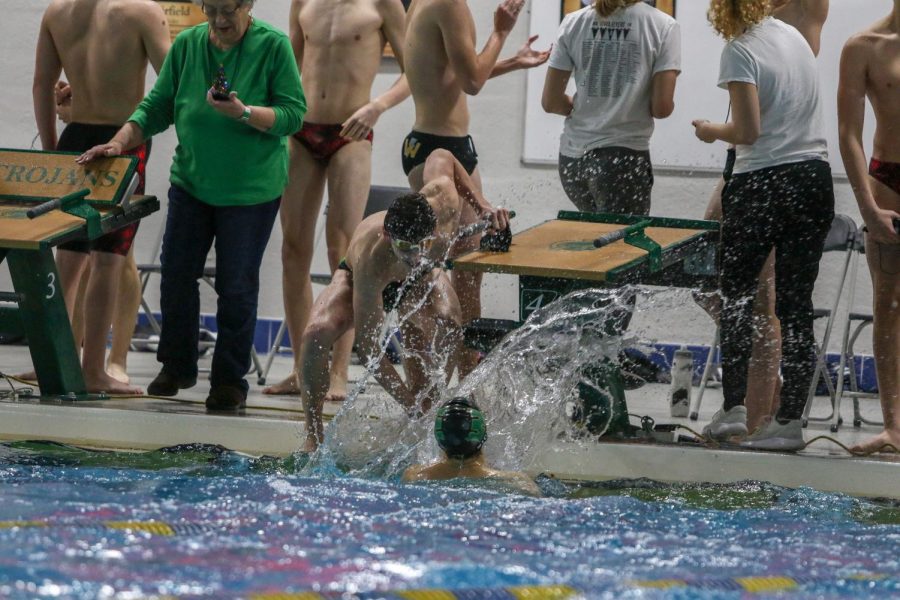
left=201, top=2, right=242, bottom=18
left=391, top=237, right=433, bottom=254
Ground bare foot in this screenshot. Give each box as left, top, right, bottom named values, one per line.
left=323, top=381, right=348, bottom=403
left=84, top=372, right=144, bottom=395
left=13, top=370, right=37, bottom=382
left=262, top=372, right=300, bottom=395
left=303, top=435, right=320, bottom=453
left=105, top=361, right=131, bottom=384
left=850, top=430, right=900, bottom=455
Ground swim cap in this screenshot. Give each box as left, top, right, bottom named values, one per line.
left=434, top=396, right=486, bottom=459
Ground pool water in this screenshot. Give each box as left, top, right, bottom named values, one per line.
left=0, top=442, right=899, bottom=599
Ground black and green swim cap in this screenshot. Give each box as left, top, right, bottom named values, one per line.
left=434, top=396, right=487, bottom=459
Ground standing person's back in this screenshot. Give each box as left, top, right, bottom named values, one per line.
left=723, top=17, right=826, bottom=175
left=552, top=2, right=679, bottom=158
left=542, top=0, right=680, bottom=215
left=38, top=0, right=168, bottom=131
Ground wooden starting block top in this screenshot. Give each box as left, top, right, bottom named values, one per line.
left=0, top=196, right=156, bottom=250
left=452, top=212, right=717, bottom=283
left=0, top=148, right=157, bottom=250
left=0, top=149, right=137, bottom=205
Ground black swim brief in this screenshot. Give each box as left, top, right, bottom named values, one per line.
left=401, top=131, right=478, bottom=176
left=55, top=122, right=151, bottom=256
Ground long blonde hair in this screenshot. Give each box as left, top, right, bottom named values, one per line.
left=594, top=0, right=642, bottom=19
left=707, top=0, right=771, bottom=39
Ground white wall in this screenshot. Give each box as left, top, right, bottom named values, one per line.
left=0, top=0, right=874, bottom=353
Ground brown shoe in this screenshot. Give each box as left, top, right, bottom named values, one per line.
left=205, top=384, right=247, bottom=412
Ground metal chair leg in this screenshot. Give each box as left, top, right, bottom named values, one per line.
left=258, top=320, right=289, bottom=386
left=690, top=327, right=718, bottom=421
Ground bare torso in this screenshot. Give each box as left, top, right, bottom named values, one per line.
left=43, top=0, right=157, bottom=125
left=858, top=22, right=900, bottom=168
left=297, top=0, right=390, bottom=123
left=404, top=0, right=472, bottom=135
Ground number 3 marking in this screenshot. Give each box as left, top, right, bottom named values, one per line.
left=46, top=273, right=56, bottom=299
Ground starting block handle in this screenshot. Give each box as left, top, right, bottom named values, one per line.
left=26, top=188, right=90, bottom=219
left=593, top=219, right=653, bottom=248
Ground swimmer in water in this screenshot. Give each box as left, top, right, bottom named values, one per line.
left=403, top=396, right=542, bottom=496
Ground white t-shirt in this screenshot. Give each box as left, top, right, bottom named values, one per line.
left=718, top=17, right=828, bottom=174
left=548, top=2, right=680, bottom=158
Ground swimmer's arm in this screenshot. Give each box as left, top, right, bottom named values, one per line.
left=133, top=1, right=171, bottom=74
left=402, top=465, right=426, bottom=482
left=491, top=35, right=551, bottom=78
left=353, top=278, right=416, bottom=408
left=439, top=0, right=510, bottom=95
left=289, top=0, right=305, bottom=68
left=423, top=150, right=508, bottom=231
left=837, top=36, right=896, bottom=241
left=340, top=0, right=410, bottom=140
left=693, top=82, right=759, bottom=146
left=33, top=12, right=63, bottom=150
left=541, top=67, right=573, bottom=116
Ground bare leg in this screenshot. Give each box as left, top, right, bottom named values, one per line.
left=70, top=259, right=90, bottom=350
left=851, top=235, right=900, bottom=454
left=106, top=247, right=141, bottom=384
left=80, top=252, right=143, bottom=394
left=263, top=141, right=327, bottom=395
left=299, top=272, right=354, bottom=451
left=321, top=141, right=372, bottom=401
left=745, top=251, right=782, bottom=431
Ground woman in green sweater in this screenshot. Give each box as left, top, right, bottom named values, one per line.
left=78, top=0, right=307, bottom=410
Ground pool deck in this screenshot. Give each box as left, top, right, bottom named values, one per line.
left=0, top=343, right=898, bottom=499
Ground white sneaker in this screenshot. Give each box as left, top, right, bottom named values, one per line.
left=702, top=405, right=748, bottom=441
left=740, top=418, right=805, bottom=452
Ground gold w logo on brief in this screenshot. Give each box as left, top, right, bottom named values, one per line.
left=403, top=137, right=422, bottom=159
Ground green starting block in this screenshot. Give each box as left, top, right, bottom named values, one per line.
left=453, top=210, right=719, bottom=438
left=0, top=148, right=159, bottom=399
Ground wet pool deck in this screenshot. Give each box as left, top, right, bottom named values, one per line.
left=0, top=344, right=897, bottom=499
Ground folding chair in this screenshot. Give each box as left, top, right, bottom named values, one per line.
left=257, top=184, right=410, bottom=384
left=801, top=213, right=861, bottom=430
left=826, top=231, right=880, bottom=432
left=689, top=326, right=720, bottom=421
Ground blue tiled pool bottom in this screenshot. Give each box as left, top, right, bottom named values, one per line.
left=0, top=442, right=898, bottom=599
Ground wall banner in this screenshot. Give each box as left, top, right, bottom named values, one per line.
left=156, top=1, right=206, bottom=41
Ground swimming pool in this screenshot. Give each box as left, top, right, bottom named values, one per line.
left=0, top=441, right=898, bottom=599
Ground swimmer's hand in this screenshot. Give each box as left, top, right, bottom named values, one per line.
left=340, top=100, right=382, bottom=141
left=481, top=205, right=511, bottom=232
left=76, top=141, right=123, bottom=164
left=862, top=205, right=900, bottom=244
left=494, top=0, right=524, bottom=36
left=692, top=119, right=717, bottom=144
left=55, top=81, right=72, bottom=124
left=513, top=36, right=551, bottom=70
left=206, top=89, right=246, bottom=120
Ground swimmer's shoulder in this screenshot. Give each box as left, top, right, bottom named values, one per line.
left=487, top=470, right=543, bottom=497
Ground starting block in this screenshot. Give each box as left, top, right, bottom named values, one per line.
left=452, top=211, right=719, bottom=437
left=0, top=148, right=159, bottom=398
